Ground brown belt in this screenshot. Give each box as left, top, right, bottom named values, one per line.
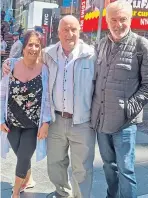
left=55, top=111, right=73, bottom=119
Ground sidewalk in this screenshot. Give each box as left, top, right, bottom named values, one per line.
left=1, top=131, right=148, bottom=198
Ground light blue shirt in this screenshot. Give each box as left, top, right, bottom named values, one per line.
left=53, top=44, right=79, bottom=114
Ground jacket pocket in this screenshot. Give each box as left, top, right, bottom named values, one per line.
left=113, top=64, right=131, bottom=81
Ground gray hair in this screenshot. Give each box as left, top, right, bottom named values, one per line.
left=106, top=0, right=133, bottom=19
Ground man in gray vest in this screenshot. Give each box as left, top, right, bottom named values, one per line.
left=91, top=1, right=148, bottom=198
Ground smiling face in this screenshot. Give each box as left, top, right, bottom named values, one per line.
left=106, top=1, right=132, bottom=42
left=58, top=16, right=80, bottom=53
left=23, top=34, right=41, bottom=61
left=107, top=9, right=131, bottom=41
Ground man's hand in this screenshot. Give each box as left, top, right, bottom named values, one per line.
left=0, top=123, right=10, bottom=133
left=37, top=122, right=49, bottom=140
left=2, top=59, right=11, bottom=76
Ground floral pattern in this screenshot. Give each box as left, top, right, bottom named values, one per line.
left=7, top=74, right=43, bottom=128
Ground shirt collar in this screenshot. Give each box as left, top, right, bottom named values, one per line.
left=58, top=42, right=79, bottom=61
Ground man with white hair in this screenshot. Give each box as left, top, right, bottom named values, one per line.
left=91, top=1, right=148, bottom=198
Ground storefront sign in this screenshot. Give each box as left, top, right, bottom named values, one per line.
left=42, top=9, right=52, bottom=47
left=62, top=0, right=77, bottom=7
left=80, top=0, right=87, bottom=30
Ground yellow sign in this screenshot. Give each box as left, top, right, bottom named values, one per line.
left=84, top=9, right=148, bottom=20
left=133, top=11, right=148, bottom=17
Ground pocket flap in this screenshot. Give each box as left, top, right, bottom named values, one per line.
left=115, top=64, right=131, bottom=70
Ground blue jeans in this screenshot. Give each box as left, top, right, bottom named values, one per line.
left=97, top=124, right=137, bottom=198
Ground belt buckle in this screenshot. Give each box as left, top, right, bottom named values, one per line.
left=62, top=113, right=69, bottom=119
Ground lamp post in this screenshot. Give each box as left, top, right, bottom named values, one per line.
left=96, top=8, right=103, bottom=42
left=96, top=0, right=105, bottom=43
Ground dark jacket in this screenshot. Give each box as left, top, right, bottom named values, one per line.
left=91, top=31, right=148, bottom=133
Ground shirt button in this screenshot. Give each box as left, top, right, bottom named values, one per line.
left=64, top=89, right=66, bottom=91
left=107, top=64, right=109, bottom=67
left=102, top=89, right=104, bottom=91
left=104, top=76, right=106, bottom=79
left=65, top=80, right=66, bottom=82
left=101, top=113, right=103, bottom=115
left=101, top=101, right=103, bottom=103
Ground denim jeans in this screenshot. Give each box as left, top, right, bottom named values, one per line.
left=97, top=124, right=137, bottom=198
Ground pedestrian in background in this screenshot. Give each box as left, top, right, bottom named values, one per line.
left=19, top=33, right=24, bottom=45
left=0, top=30, right=51, bottom=198
left=91, top=1, right=148, bottom=198
left=1, top=35, right=8, bottom=65
left=9, top=32, right=23, bottom=58
left=0, top=35, right=7, bottom=54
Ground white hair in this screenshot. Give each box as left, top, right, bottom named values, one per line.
left=106, top=0, right=133, bottom=19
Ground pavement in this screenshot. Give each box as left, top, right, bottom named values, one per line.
left=1, top=130, right=148, bottom=198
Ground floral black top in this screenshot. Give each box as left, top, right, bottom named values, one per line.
left=7, top=73, right=43, bottom=128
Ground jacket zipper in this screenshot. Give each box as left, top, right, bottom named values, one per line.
left=47, top=51, right=59, bottom=115
left=72, top=55, right=91, bottom=127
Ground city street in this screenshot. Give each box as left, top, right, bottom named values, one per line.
left=1, top=0, right=148, bottom=198
left=1, top=130, right=148, bottom=198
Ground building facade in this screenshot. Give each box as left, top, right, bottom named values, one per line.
left=13, top=0, right=60, bottom=31
left=1, top=0, right=12, bottom=11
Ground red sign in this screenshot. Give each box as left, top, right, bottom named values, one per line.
left=42, top=26, right=49, bottom=47
left=81, top=0, right=148, bottom=32
left=80, top=0, right=87, bottom=30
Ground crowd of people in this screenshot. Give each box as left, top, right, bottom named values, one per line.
left=1, top=8, right=25, bottom=64
left=0, top=1, right=148, bottom=198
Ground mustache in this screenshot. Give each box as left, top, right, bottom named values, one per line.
left=113, top=27, right=125, bottom=31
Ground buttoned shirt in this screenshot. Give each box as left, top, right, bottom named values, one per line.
left=53, top=43, right=79, bottom=114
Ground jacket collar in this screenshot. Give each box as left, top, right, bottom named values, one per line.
left=45, top=39, right=95, bottom=63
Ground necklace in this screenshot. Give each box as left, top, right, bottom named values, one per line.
left=22, top=59, right=37, bottom=70
left=17, top=59, right=40, bottom=83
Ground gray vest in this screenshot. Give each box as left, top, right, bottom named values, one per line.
left=91, top=31, right=148, bottom=133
